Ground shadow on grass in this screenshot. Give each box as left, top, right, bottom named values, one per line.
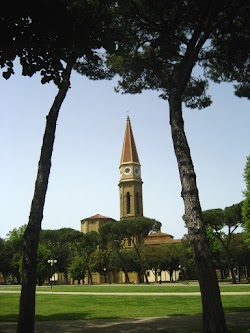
left=0, top=314, right=18, bottom=322
left=224, top=307, right=250, bottom=313
left=0, top=312, right=92, bottom=322
left=0, top=314, right=203, bottom=332
left=35, top=312, right=93, bottom=321
left=0, top=312, right=250, bottom=333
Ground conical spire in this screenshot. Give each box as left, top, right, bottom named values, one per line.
left=120, top=116, right=140, bottom=164
left=119, top=116, right=143, bottom=219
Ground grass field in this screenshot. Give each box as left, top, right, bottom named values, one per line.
left=0, top=283, right=249, bottom=322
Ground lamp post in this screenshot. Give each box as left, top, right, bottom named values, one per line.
left=103, top=267, right=107, bottom=283
left=47, top=259, right=57, bottom=289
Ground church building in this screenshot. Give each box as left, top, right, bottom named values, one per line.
left=81, top=116, right=144, bottom=232
left=80, top=116, right=181, bottom=283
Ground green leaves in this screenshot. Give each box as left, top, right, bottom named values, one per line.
left=0, top=0, right=118, bottom=86
left=234, top=83, right=250, bottom=100
left=203, top=203, right=243, bottom=232
left=2, top=68, right=13, bottom=80
left=119, top=216, right=161, bottom=240
left=183, top=78, right=212, bottom=109
left=203, top=208, right=225, bottom=231
left=204, top=1, right=250, bottom=99
left=68, top=256, right=87, bottom=281
left=2, top=60, right=14, bottom=80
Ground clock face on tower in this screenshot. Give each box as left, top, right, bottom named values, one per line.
left=134, top=167, right=140, bottom=176
left=124, top=167, right=132, bottom=175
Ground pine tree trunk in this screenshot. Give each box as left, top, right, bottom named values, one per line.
left=87, top=267, right=93, bottom=285
left=219, top=237, right=236, bottom=284
left=169, top=93, right=228, bottom=333
left=114, top=243, right=130, bottom=283
left=154, top=269, right=158, bottom=282
left=16, top=60, right=75, bottom=333
left=132, top=239, right=149, bottom=283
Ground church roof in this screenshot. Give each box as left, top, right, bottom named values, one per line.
left=147, top=231, right=174, bottom=238
left=144, top=231, right=181, bottom=245
left=84, top=214, right=115, bottom=220
left=87, top=214, right=113, bottom=220
left=120, top=116, right=140, bottom=164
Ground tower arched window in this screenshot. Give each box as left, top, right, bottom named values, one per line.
left=136, top=192, right=140, bottom=214
left=126, top=192, right=131, bottom=214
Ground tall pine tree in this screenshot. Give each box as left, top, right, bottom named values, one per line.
left=243, top=156, right=250, bottom=245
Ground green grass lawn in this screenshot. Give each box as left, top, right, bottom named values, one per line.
left=0, top=283, right=249, bottom=322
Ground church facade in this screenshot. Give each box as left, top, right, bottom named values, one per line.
left=80, top=116, right=181, bottom=284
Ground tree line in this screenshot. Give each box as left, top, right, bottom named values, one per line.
left=1, top=211, right=249, bottom=286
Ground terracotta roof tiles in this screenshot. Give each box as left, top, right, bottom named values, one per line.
left=147, top=231, right=173, bottom=238
left=84, top=214, right=114, bottom=220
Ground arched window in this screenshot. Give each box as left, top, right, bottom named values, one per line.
left=126, top=192, right=131, bottom=214
left=136, top=192, right=140, bottom=214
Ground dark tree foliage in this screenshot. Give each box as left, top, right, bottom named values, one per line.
left=40, top=228, right=84, bottom=282
left=119, top=217, right=161, bottom=283
left=230, top=233, right=250, bottom=280
left=99, top=217, right=161, bottom=283
left=5, top=225, right=27, bottom=284
left=36, top=244, right=51, bottom=286
left=142, top=244, right=180, bottom=282
left=99, top=221, right=131, bottom=283
left=0, top=239, right=12, bottom=284
left=74, top=231, right=101, bottom=284
left=203, top=202, right=243, bottom=283
left=90, top=249, right=112, bottom=283
left=204, top=7, right=250, bottom=99
left=40, top=228, right=100, bottom=283
left=68, top=256, right=87, bottom=284
left=1, top=0, right=115, bottom=84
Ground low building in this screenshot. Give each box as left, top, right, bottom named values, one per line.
left=81, top=214, right=116, bottom=234
left=144, top=231, right=181, bottom=246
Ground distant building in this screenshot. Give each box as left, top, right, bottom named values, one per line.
left=144, top=231, right=181, bottom=246
left=80, top=214, right=116, bottom=234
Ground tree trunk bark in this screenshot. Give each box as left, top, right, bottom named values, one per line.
left=87, top=266, right=93, bottom=285
left=218, top=235, right=236, bottom=284
left=114, top=244, right=130, bottom=283
left=225, top=250, right=236, bottom=284
left=16, top=59, right=75, bottom=333
left=169, top=93, right=228, bottom=333
left=131, top=239, right=149, bottom=283
left=154, top=269, right=157, bottom=282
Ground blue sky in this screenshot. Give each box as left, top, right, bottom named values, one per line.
left=1, top=63, right=249, bottom=240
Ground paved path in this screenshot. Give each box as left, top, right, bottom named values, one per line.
left=1, top=312, right=250, bottom=333
left=1, top=290, right=250, bottom=296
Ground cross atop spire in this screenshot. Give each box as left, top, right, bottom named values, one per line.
left=120, top=116, right=140, bottom=165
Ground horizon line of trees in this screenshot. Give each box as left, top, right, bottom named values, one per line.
left=1, top=209, right=249, bottom=286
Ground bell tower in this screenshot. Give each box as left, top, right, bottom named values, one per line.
left=119, top=116, right=143, bottom=218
